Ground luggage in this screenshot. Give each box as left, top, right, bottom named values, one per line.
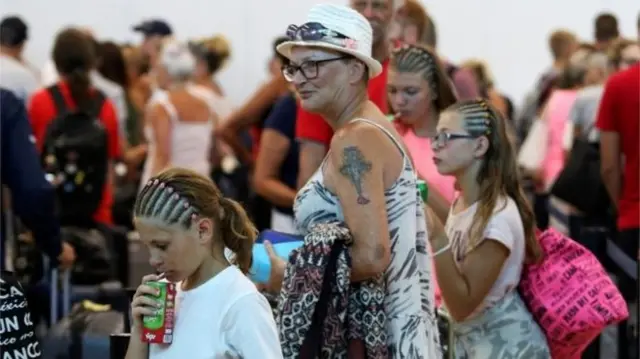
left=62, top=227, right=116, bottom=285
left=42, top=264, right=127, bottom=359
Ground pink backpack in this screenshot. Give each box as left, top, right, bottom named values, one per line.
left=519, top=229, right=629, bottom=359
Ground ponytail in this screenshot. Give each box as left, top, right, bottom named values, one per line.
left=219, top=197, right=258, bottom=274
left=66, top=68, right=93, bottom=112
left=51, top=28, right=95, bottom=112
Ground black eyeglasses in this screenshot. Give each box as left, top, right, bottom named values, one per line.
left=281, top=57, right=347, bottom=81
left=430, top=132, right=475, bottom=149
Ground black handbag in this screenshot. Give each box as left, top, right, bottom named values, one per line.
left=550, top=137, right=610, bottom=214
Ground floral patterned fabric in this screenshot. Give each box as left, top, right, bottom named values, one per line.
left=275, top=223, right=388, bottom=358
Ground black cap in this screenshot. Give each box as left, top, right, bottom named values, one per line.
left=132, top=19, right=172, bottom=37
left=0, top=16, right=28, bottom=46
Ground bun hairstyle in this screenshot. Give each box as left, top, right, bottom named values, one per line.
left=160, top=39, right=196, bottom=81
left=133, top=167, right=257, bottom=274
left=444, top=99, right=542, bottom=264
left=191, top=34, right=231, bottom=75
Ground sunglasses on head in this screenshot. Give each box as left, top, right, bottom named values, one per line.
left=286, top=22, right=349, bottom=43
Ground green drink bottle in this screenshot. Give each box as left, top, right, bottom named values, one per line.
left=142, top=281, right=166, bottom=330
left=417, top=179, right=428, bottom=202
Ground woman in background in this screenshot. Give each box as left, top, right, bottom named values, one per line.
left=28, top=28, right=121, bottom=226
left=99, top=41, right=148, bottom=167
left=140, top=40, right=219, bottom=186
left=216, top=36, right=290, bottom=231
left=253, top=90, right=299, bottom=234
left=122, top=44, right=152, bottom=120
left=191, top=34, right=231, bottom=97
left=99, top=42, right=149, bottom=228
left=535, top=64, right=585, bottom=234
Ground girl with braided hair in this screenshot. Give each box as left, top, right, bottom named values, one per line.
left=427, top=99, right=550, bottom=358
left=125, top=167, right=282, bottom=359
left=387, top=43, right=457, bottom=222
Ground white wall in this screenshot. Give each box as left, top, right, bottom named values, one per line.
left=1, top=0, right=638, bottom=107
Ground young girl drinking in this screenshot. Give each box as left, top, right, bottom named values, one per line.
left=125, top=168, right=282, bottom=359
left=428, top=99, right=550, bottom=358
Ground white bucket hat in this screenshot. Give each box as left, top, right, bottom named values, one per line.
left=276, top=3, right=383, bottom=78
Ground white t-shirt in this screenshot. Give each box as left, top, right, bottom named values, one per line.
left=0, top=55, right=40, bottom=103
left=445, top=196, right=525, bottom=318
left=149, top=266, right=283, bottom=359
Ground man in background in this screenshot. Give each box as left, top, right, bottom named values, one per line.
left=0, top=16, right=39, bottom=103
left=132, top=19, right=173, bottom=69
left=596, top=55, right=639, bottom=359
left=593, top=12, right=620, bottom=52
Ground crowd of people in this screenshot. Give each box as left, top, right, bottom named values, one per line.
left=1, top=0, right=639, bottom=358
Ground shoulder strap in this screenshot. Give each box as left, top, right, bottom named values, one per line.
left=157, top=97, right=179, bottom=123
left=46, top=85, right=106, bottom=118
left=349, top=118, right=408, bottom=159
left=47, top=85, right=68, bottom=115
left=90, top=90, right=106, bottom=118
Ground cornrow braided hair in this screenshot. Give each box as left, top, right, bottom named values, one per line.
left=448, top=98, right=496, bottom=136
left=134, top=178, right=199, bottom=228
left=391, top=44, right=438, bottom=99
left=444, top=98, right=542, bottom=263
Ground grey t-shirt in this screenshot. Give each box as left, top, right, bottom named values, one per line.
left=568, top=85, right=604, bottom=143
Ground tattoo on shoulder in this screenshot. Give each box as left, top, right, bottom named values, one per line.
left=338, top=146, right=372, bottom=205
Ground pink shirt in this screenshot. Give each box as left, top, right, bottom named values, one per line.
left=401, top=129, right=457, bottom=202
left=542, top=89, right=578, bottom=189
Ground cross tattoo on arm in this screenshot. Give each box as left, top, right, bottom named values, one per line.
left=338, top=146, right=373, bottom=205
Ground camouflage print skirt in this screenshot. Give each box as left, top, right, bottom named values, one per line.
left=450, top=291, right=551, bottom=359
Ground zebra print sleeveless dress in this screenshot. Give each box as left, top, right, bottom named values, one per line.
left=293, top=119, right=442, bottom=358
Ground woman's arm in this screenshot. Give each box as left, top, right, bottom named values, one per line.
left=222, top=77, right=286, bottom=131
left=326, top=124, right=392, bottom=281
left=253, top=129, right=296, bottom=208
left=147, top=104, right=172, bottom=176
left=216, top=78, right=286, bottom=165
left=428, top=209, right=511, bottom=321
left=124, top=328, right=149, bottom=359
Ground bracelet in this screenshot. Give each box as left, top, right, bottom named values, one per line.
left=430, top=243, right=451, bottom=258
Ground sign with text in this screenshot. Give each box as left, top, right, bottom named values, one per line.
left=0, top=272, right=42, bottom=359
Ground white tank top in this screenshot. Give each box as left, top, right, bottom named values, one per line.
left=141, top=85, right=214, bottom=186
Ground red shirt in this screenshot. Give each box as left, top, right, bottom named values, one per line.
left=595, top=64, right=640, bottom=230
left=295, top=60, right=390, bottom=146
left=28, top=81, right=121, bottom=225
